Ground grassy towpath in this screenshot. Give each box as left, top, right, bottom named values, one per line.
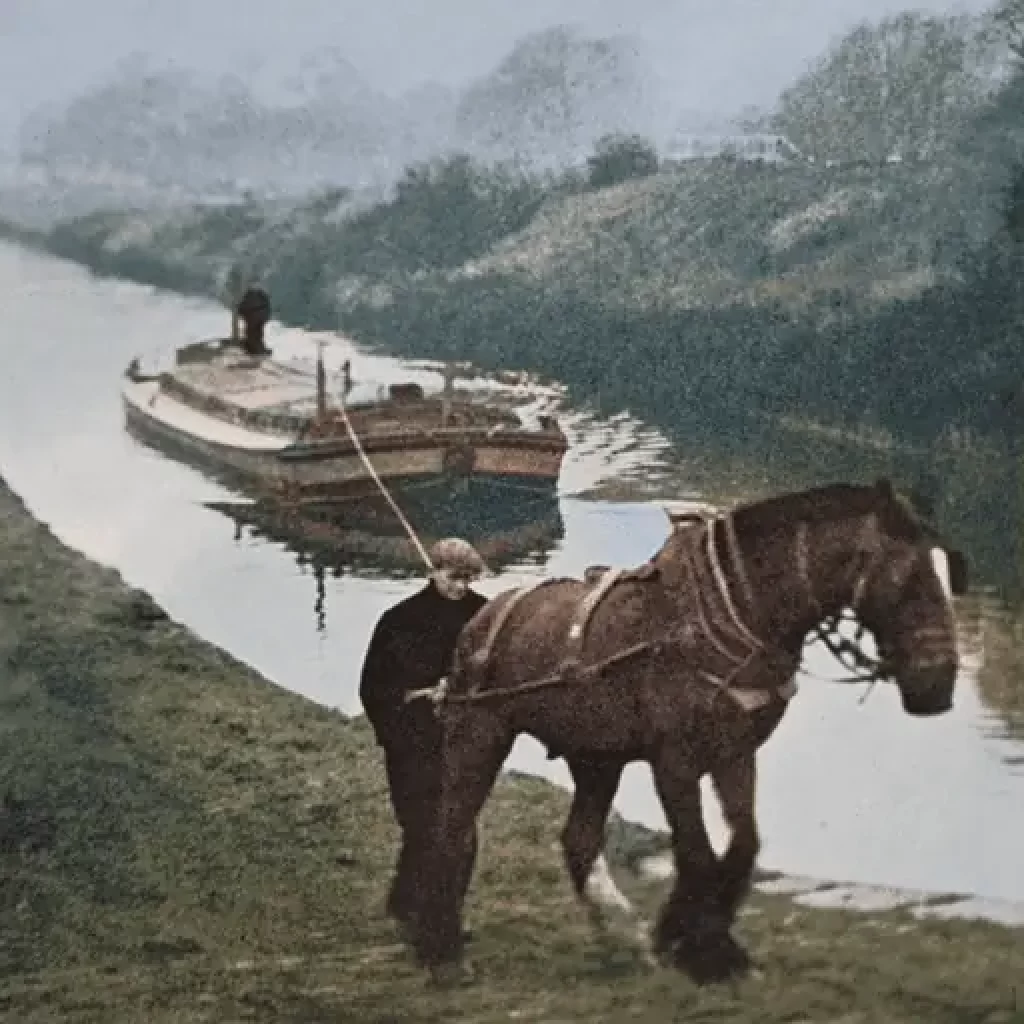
left=0, top=476, right=1020, bottom=1023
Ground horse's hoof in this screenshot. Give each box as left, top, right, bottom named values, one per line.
left=427, top=961, right=474, bottom=989
left=714, top=930, right=751, bottom=968
left=637, top=947, right=660, bottom=971
left=626, top=921, right=659, bottom=969
left=672, top=931, right=753, bottom=985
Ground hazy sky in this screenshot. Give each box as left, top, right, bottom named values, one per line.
left=0, top=0, right=995, bottom=146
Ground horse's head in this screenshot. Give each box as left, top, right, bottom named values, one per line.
left=729, top=478, right=969, bottom=717
left=842, top=479, right=968, bottom=716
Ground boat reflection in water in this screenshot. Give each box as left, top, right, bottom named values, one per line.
left=122, top=358, right=566, bottom=632
left=204, top=490, right=564, bottom=630
left=120, top=285, right=569, bottom=628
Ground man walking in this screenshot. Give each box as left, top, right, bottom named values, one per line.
left=359, top=538, right=488, bottom=930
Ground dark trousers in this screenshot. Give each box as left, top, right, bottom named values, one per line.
left=381, top=732, right=478, bottom=924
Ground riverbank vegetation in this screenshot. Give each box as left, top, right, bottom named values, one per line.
left=0, top=8, right=1015, bottom=458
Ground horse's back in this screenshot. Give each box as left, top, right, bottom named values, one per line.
left=454, top=573, right=671, bottom=693
left=455, top=579, right=583, bottom=685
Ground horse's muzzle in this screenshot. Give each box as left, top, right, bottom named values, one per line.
left=897, top=662, right=956, bottom=717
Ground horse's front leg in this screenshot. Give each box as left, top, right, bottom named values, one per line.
left=650, top=745, right=747, bottom=984
left=413, top=710, right=511, bottom=983
left=710, top=750, right=760, bottom=928
left=563, top=756, right=652, bottom=956
left=692, top=751, right=760, bottom=977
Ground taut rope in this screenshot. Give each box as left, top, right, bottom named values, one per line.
left=335, top=397, right=435, bottom=572
left=311, top=340, right=434, bottom=573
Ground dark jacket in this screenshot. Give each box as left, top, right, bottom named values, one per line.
left=359, top=581, right=487, bottom=746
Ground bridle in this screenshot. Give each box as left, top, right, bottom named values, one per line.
left=795, top=513, right=948, bottom=689
left=681, top=511, right=893, bottom=689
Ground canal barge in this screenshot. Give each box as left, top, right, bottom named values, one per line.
left=121, top=289, right=568, bottom=503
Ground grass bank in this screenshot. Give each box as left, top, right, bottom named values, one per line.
left=0, top=472, right=1021, bottom=1022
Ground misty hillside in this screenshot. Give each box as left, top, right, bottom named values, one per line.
left=770, top=11, right=1009, bottom=164
left=17, top=50, right=455, bottom=194
left=25, top=7, right=1015, bottom=276
left=17, top=29, right=665, bottom=196
left=17, top=8, right=1024, bottom=449
left=452, top=162, right=960, bottom=312
left=42, top=109, right=1019, bottom=325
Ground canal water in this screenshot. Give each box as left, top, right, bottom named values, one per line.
left=2, top=240, right=1023, bottom=905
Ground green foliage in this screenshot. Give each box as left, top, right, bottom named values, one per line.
left=771, top=12, right=999, bottom=165
left=334, top=275, right=829, bottom=442
left=349, top=154, right=547, bottom=272
left=586, top=133, right=659, bottom=189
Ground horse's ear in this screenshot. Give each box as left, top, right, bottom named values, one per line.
left=874, top=477, right=895, bottom=500
left=947, top=549, right=969, bottom=596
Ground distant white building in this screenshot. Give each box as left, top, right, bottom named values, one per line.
left=663, top=132, right=806, bottom=164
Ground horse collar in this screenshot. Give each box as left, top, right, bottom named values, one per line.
left=720, top=513, right=757, bottom=618
left=707, top=515, right=762, bottom=653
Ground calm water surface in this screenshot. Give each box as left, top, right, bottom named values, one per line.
left=2, top=241, right=1023, bottom=904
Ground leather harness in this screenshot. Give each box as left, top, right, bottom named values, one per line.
left=426, top=514, right=798, bottom=713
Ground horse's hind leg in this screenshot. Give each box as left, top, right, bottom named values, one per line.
left=650, top=746, right=746, bottom=984
left=563, top=756, right=650, bottom=954
left=710, top=751, right=759, bottom=929
left=413, top=710, right=512, bottom=976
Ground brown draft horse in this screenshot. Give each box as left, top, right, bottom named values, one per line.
left=408, top=480, right=968, bottom=983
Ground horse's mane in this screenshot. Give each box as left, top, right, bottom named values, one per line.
left=730, top=480, right=927, bottom=542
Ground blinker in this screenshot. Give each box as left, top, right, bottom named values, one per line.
left=947, top=549, right=968, bottom=596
